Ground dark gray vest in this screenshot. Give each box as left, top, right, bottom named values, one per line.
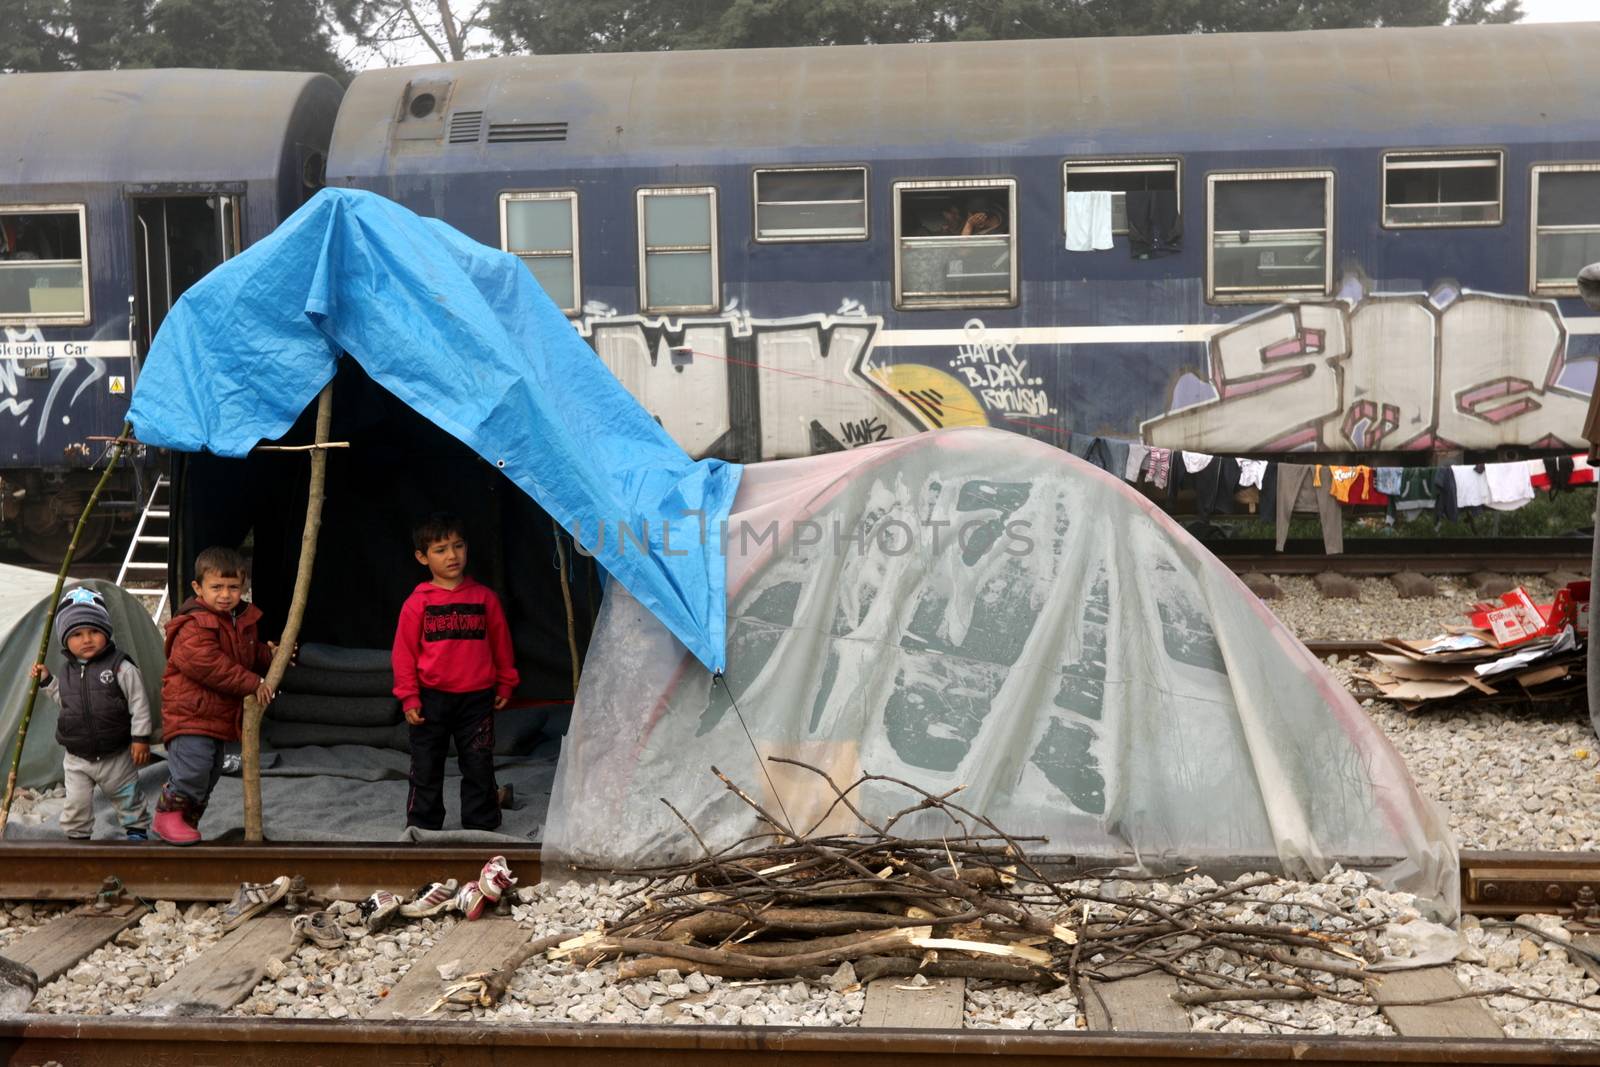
left=53, top=643, right=133, bottom=760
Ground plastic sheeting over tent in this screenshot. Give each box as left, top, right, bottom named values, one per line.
left=126, top=187, right=741, bottom=673
left=0, top=567, right=165, bottom=790
left=546, top=429, right=1459, bottom=917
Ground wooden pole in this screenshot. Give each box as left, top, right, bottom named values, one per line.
left=0, top=421, right=135, bottom=839
left=553, top=520, right=581, bottom=697
left=241, top=386, right=333, bottom=842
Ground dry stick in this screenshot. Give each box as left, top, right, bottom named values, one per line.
left=573, top=928, right=930, bottom=976
left=553, top=520, right=580, bottom=697
left=241, top=385, right=333, bottom=842
left=478, top=929, right=577, bottom=1002
left=1176, top=987, right=1315, bottom=1006
left=0, top=420, right=134, bottom=839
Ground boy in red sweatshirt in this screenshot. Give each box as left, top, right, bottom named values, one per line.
left=392, top=513, right=519, bottom=832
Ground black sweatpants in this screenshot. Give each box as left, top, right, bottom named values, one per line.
left=407, top=687, right=500, bottom=831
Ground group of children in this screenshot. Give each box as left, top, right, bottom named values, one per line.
left=29, top=513, right=518, bottom=844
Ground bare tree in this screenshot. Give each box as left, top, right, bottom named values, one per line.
left=335, top=0, right=490, bottom=66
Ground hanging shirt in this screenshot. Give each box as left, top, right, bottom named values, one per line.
left=1142, top=447, right=1172, bottom=489
left=1484, top=461, right=1535, bottom=511
left=1451, top=465, right=1490, bottom=509
left=1235, top=458, right=1267, bottom=489
left=1181, top=450, right=1213, bottom=474
left=1374, top=467, right=1403, bottom=496
left=1392, top=468, right=1438, bottom=518
left=1327, top=465, right=1367, bottom=503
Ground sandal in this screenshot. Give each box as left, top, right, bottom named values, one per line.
left=291, top=910, right=346, bottom=949
left=220, top=876, right=291, bottom=931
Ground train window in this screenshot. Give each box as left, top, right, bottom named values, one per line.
left=0, top=205, right=89, bottom=324
left=892, top=178, right=1018, bottom=310
left=637, top=186, right=719, bottom=313
left=1063, top=160, right=1181, bottom=238
left=1206, top=171, right=1333, bottom=302
left=1530, top=164, right=1600, bottom=296
left=752, top=167, right=868, bottom=242
left=500, top=191, right=580, bottom=315
left=1382, top=150, right=1502, bottom=227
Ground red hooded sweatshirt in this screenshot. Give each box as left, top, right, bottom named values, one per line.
left=391, top=577, right=519, bottom=708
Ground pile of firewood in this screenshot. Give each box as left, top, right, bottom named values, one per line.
left=544, top=761, right=1386, bottom=1000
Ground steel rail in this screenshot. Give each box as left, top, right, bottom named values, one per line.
left=2, top=1016, right=1598, bottom=1067
left=0, top=844, right=1593, bottom=916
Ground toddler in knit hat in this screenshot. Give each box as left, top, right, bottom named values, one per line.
left=28, top=586, right=153, bottom=841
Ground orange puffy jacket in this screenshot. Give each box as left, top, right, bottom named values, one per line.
left=160, top=598, right=271, bottom=744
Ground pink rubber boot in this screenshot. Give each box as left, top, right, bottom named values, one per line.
left=152, top=786, right=201, bottom=845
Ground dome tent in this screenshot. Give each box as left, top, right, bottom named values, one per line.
left=546, top=428, right=1459, bottom=918
left=0, top=567, right=164, bottom=790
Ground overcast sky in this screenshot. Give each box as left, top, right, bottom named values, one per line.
left=1518, top=0, right=1600, bottom=21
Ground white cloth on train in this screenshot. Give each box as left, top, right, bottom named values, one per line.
left=1484, top=461, right=1534, bottom=511
left=1065, top=191, right=1114, bottom=251
left=1181, top=450, right=1214, bottom=474
left=1451, top=465, right=1490, bottom=509
left=1236, top=458, right=1268, bottom=489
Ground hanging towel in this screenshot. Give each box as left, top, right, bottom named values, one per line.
left=1451, top=465, right=1490, bottom=509
left=1484, top=461, right=1534, bottom=511
left=1124, top=443, right=1149, bottom=483
left=1065, top=190, right=1114, bottom=252
left=1181, top=450, right=1213, bottom=474
left=1236, top=458, right=1267, bottom=489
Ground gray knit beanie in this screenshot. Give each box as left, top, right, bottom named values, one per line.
left=54, top=586, right=113, bottom=653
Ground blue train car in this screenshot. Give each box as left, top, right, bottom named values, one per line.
left=326, top=21, right=1600, bottom=465
left=0, top=69, right=342, bottom=558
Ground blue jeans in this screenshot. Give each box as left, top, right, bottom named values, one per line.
left=165, top=734, right=225, bottom=807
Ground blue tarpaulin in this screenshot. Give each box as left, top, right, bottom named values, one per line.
left=128, top=187, right=741, bottom=673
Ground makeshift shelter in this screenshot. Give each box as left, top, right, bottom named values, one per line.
left=0, top=567, right=164, bottom=793
left=546, top=429, right=1460, bottom=917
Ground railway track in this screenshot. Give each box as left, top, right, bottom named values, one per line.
left=0, top=845, right=1596, bottom=1064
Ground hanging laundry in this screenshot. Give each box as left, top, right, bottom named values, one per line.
left=1236, top=458, right=1268, bottom=490
left=1374, top=467, right=1403, bottom=497
left=1065, top=190, right=1114, bottom=251
left=1326, top=465, right=1364, bottom=503
left=1274, top=464, right=1343, bottom=555
left=1432, top=466, right=1460, bottom=523
left=1181, top=450, right=1214, bottom=474
left=1392, top=468, right=1438, bottom=521
left=1530, top=454, right=1597, bottom=490
left=1484, top=460, right=1534, bottom=511
left=1451, top=465, right=1490, bottom=509
left=1169, top=451, right=1239, bottom=518
left=1124, top=443, right=1150, bottom=483
left=1125, top=189, right=1182, bottom=259
left=1142, top=447, right=1172, bottom=490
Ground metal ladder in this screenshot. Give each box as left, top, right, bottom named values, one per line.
left=117, top=474, right=171, bottom=621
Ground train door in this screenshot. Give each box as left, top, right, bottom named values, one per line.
left=132, top=193, right=241, bottom=359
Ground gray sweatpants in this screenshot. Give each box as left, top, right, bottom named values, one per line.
left=61, top=749, right=150, bottom=838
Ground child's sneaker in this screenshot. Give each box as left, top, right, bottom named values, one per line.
left=291, top=910, right=347, bottom=949
left=454, top=881, right=488, bottom=921
left=126, top=829, right=149, bottom=842
left=220, top=875, right=291, bottom=931
left=399, top=879, right=458, bottom=919
left=477, top=856, right=516, bottom=903
left=358, top=890, right=402, bottom=932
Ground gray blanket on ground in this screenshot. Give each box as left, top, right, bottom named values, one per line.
left=2, top=742, right=558, bottom=843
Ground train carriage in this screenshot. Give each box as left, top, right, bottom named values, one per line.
left=325, top=21, right=1600, bottom=466
left=0, top=69, right=342, bottom=558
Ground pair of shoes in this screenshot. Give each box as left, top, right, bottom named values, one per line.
left=126, top=829, right=149, bottom=842
left=358, top=890, right=402, bottom=931
left=291, top=910, right=346, bottom=949
left=220, top=875, right=291, bottom=931
left=400, top=879, right=457, bottom=919
left=456, top=856, right=518, bottom=921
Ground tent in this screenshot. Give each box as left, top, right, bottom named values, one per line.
left=546, top=429, right=1460, bottom=917
left=0, top=567, right=165, bottom=793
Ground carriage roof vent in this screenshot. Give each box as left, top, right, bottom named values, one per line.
left=447, top=110, right=483, bottom=144
left=487, top=120, right=568, bottom=144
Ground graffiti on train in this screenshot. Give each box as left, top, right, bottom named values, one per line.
left=576, top=302, right=986, bottom=462
left=1141, top=282, right=1597, bottom=452
left=0, top=324, right=109, bottom=446
left=948, top=320, right=1056, bottom=421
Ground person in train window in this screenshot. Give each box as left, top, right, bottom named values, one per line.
left=959, top=196, right=1006, bottom=236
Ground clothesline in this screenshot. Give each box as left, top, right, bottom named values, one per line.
left=1064, top=432, right=1596, bottom=556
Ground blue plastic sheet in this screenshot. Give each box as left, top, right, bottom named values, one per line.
left=128, top=188, right=740, bottom=672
